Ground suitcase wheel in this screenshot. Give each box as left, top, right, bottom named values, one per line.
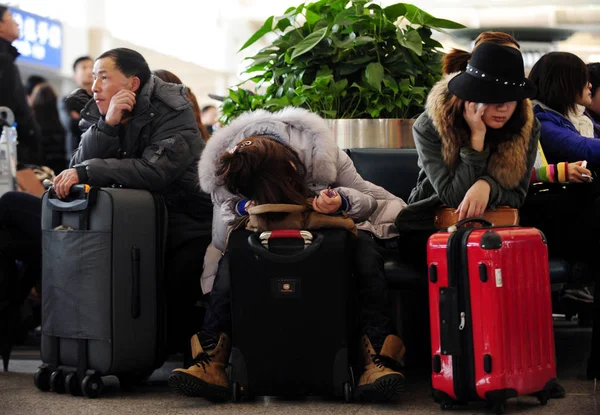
left=492, top=402, right=506, bottom=415
left=50, top=370, right=66, bottom=394
left=33, top=366, right=52, bottom=392
left=343, top=382, right=353, bottom=403
left=231, top=381, right=241, bottom=403
left=440, top=402, right=453, bottom=411
left=536, top=390, right=550, bottom=406
left=81, top=374, right=104, bottom=399
left=65, top=372, right=81, bottom=396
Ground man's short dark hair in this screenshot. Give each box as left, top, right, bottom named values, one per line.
left=588, top=63, right=600, bottom=98
left=529, top=52, right=589, bottom=116
left=201, top=105, right=216, bottom=114
left=0, top=5, right=8, bottom=20
left=25, top=75, right=46, bottom=96
left=72, top=56, right=92, bottom=72
left=96, top=48, right=151, bottom=89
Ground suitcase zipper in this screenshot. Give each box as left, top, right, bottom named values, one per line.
left=459, top=312, right=466, bottom=331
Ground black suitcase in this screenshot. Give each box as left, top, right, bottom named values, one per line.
left=228, top=228, right=355, bottom=402
left=35, top=186, right=167, bottom=398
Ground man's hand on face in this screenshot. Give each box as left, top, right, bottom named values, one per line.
left=104, top=90, right=136, bottom=126
left=53, top=168, right=80, bottom=199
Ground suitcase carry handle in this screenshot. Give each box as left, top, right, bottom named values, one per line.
left=46, top=184, right=98, bottom=212
left=449, top=217, right=493, bottom=231
left=247, top=232, right=324, bottom=263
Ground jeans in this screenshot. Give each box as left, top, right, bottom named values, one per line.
left=201, top=230, right=395, bottom=347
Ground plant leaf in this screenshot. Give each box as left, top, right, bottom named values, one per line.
left=239, top=16, right=274, bottom=51
left=306, top=9, right=321, bottom=25
left=397, top=29, right=423, bottom=56
left=291, top=27, right=328, bottom=60
left=383, top=4, right=406, bottom=21
left=365, top=62, right=384, bottom=92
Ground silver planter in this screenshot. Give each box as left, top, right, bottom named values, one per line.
left=326, top=118, right=416, bottom=149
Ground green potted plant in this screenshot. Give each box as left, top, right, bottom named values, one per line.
left=221, top=0, right=464, bottom=148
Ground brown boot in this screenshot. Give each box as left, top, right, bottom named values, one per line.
left=355, top=334, right=405, bottom=402
left=168, top=333, right=230, bottom=402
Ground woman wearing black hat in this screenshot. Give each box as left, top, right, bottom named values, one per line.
left=396, top=42, right=539, bottom=264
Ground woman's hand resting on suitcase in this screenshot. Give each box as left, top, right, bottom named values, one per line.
left=53, top=169, right=80, bottom=199
left=312, top=189, right=342, bottom=214
left=457, top=180, right=491, bottom=221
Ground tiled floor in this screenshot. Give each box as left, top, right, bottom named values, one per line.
left=1, top=321, right=598, bottom=415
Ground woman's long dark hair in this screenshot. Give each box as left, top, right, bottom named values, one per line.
left=528, top=52, right=590, bottom=116
left=216, top=136, right=309, bottom=220
left=152, top=69, right=210, bottom=141
left=31, top=83, right=65, bottom=136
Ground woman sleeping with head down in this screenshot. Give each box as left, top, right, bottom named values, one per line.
left=215, top=135, right=357, bottom=236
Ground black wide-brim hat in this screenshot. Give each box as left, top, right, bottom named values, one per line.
left=448, top=42, right=536, bottom=104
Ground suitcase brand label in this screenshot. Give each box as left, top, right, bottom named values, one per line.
left=495, top=269, right=503, bottom=287
left=271, top=278, right=301, bottom=298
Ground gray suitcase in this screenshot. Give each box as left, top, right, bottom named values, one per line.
left=35, top=186, right=167, bottom=398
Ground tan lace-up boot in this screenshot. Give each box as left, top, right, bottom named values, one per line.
left=168, top=333, right=230, bottom=402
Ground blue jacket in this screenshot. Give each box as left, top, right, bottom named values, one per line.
left=534, top=103, right=600, bottom=167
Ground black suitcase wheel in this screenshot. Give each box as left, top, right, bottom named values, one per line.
left=440, top=402, right=453, bottom=410
left=493, top=402, right=506, bottom=415
left=50, top=370, right=66, bottom=394
left=231, top=381, right=241, bottom=403
left=34, top=367, right=52, bottom=392
left=81, top=374, right=103, bottom=399
left=65, top=372, right=81, bottom=396
left=536, top=390, right=550, bottom=405
left=343, top=382, right=353, bottom=403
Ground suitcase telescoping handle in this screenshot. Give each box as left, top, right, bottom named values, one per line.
left=45, top=183, right=98, bottom=212
left=247, top=231, right=324, bottom=263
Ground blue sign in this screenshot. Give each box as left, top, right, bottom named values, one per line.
left=9, top=8, right=62, bottom=70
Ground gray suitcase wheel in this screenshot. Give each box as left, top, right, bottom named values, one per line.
left=34, top=367, right=52, bottom=391
left=343, top=382, right=353, bottom=403
left=65, top=372, right=81, bottom=396
left=50, top=370, right=66, bottom=394
left=81, top=374, right=104, bottom=398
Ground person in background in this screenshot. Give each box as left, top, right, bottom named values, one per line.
left=153, top=69, right=210, bottom=141
left=0, top=5, right=41, bottom=165
left=62, top=56, right=94, bottom=156
left=585, top=63, right=600, bottom=135
left=528, top=52, right=599, bottom=166
left=24, top=75, right=46, bottom=106
left=201, top=105, right=219, bottom=135
left=30, top=83, right=67, bottom=174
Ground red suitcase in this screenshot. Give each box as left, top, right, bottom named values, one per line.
left=427, top=219, right=557, bottom=414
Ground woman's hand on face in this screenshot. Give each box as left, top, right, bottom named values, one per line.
left=464, top=101, right=487, bottom=151
left=457, top=179, right=491, bottom=221
left=312, top=189, right=342, bottom=214
left=569, top=161, right=592, bottom=183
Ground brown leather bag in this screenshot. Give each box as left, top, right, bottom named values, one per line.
left=16, top=169, right=46, bottom=197
left=434, top=206, right=519, bottom=230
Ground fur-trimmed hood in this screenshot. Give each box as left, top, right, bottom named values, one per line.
left=198, top=107, right=340, bottom=194
left=426, top=73, right=535, bottom=189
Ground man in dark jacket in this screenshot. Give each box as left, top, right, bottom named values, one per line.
left=53, top=48, right=213, bottom=352
left=62, top=56, right=94, bottom=155
left=0, top=5, right=41, bottom=165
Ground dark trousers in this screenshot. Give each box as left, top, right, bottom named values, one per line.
left=0, top=191, right=42, bottom=305
left=165, top=236, right=211, bottom=353
left=201, top=230, right=395, bottom=347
